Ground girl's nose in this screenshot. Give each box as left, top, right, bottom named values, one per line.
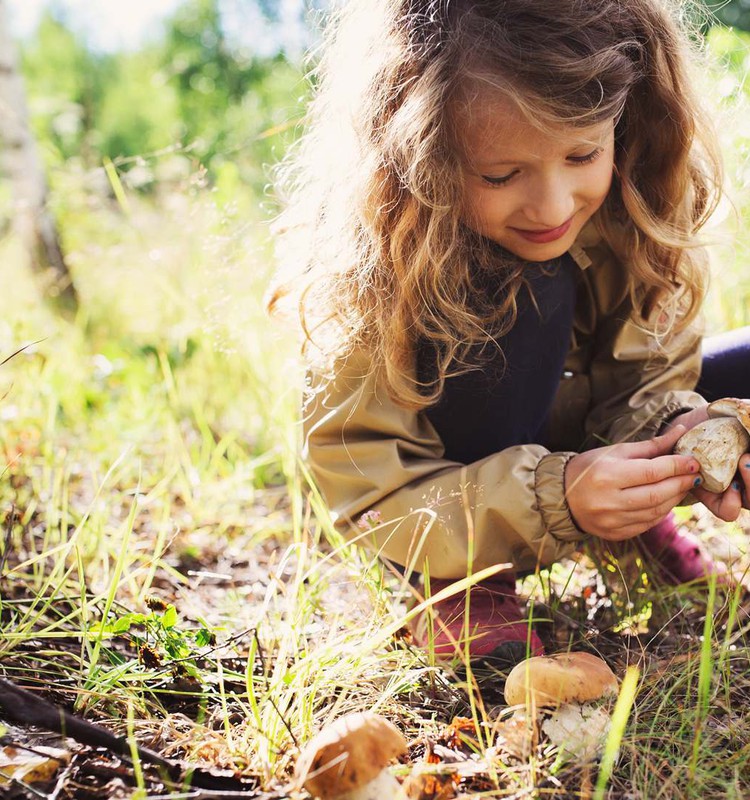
left=522, top=175, right=576, bottom=228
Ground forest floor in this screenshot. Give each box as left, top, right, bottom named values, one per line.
left=1, top=181, right=750, bottom=799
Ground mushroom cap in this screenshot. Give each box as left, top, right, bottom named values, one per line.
left=294, top=711, right=407, bottom=798
left=707, top=397, right=750, bottom=435
left=675, top=417, right=750, bottom=492
left=504, top=652, right=618, bottom=708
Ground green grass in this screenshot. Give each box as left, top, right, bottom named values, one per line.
left=2, top=33, right=750, bottom=797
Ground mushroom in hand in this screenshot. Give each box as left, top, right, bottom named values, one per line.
left=502, top=652, right=618, bottom=761
left=294, top=711, right=408, bottom=800
left=674, top=398, right=750, bottom=493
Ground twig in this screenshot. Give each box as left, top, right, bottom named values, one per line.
left=48, top=752, right=77, bottom=800
left=0, top=678, right=258, bottom=793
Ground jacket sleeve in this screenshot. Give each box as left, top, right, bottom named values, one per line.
left=580, top=244, right=707, bottom=448
left=302, top=348, right=588, bottom=579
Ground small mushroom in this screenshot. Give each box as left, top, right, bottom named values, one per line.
left=674, top=417, right=750, bottom=493
left=294, top=711, right=408, bottom=800
left=504, top=651, right=617, bottom=707
left=501, top=652, right=618, bottom=761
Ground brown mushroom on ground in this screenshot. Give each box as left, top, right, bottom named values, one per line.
left=499, top=652, right=618, bottom=761
left=504, top=652, right=617, bottom=707
left=294, top=711, right=408, bottom=800
left=674, top=417, right=750, bottom=493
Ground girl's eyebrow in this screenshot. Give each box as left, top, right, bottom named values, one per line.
left=477, top=150, right=595, bottom=168
left=470, top=120, right=614, bottom=168
left=474, top=135, right=608, bottom=168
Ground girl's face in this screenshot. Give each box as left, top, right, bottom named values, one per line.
left=460, top=94, right=616, bottom=261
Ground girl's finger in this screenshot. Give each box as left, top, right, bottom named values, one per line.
left=596, top=530, right=639, bottom=542
left=617, top=425, right=687, bottom=460
left=619, top=474, right=700, bottom=513
left=692, top=483, right=743, bottom=522
left=595, top=522, right=655, bottom=541
left=605, top=499, right=688, bottom=533
left=588, top=492, right=689, bottom=537
left=739, top=455, right=750, bottom=510
left=617, top=454, right=700, bottom=488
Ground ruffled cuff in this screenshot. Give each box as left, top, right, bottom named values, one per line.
left=534, top=452, right=590, bottom=544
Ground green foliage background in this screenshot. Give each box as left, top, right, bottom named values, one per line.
left=10, top=0, right=750, bottom=328
left=705, top=0, right=750, bottom=31
left=21, top=0, right=309, bottom=202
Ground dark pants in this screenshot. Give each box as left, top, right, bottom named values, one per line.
left=698, top=327, right=750, bottom=401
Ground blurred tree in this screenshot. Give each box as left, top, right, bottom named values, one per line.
left=161, top=0, right=308, bottom=193
left=17, top=0, right=310, bottom=203
left=21, top=11, right=106, bottom=167
left=162, top=0, right=260, bottom=164
left=95, top=48, right=181, bottom=164
left=0, top=0, right=77, bottom=313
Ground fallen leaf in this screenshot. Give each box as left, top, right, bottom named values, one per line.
left=402, top=769, right=458, bottom=800
left=0, top=744, right=70, bottom=785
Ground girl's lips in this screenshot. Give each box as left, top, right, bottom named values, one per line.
left=510, top=217, right=573, bottom=244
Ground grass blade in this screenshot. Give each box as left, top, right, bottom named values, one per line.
left=594, top=664, right=640, bottom=800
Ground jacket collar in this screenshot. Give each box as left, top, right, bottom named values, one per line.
left=568, top=219, right=600, bottom=270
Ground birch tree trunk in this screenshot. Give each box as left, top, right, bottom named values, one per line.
left=0, top=0, right=78, bottom=314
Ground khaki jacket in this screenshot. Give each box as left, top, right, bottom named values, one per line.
left=302, top=227, right=707, bottom=578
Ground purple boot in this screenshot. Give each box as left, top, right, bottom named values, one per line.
left=636, top=512, right=728, bottom=585
left=410, top=573, right=544, bottom=663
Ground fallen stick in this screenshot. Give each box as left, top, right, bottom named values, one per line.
left=0, top=677, right=267, bottom=795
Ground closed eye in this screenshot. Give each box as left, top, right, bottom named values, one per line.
left=568, top=147, right=603, bottom=165
left=481, top=169, right=519, bottom=187
left=481, top=147, right=603, bottom=187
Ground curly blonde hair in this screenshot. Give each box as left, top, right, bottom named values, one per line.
left=269, top=0, right=722, bottom=410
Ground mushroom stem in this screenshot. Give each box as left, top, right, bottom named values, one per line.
left=335, top=770, right=407, bottom=800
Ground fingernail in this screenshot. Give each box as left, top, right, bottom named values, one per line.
left=732, top=480, right=741, bottom=492
left=694, top=477, right=702, bottom=487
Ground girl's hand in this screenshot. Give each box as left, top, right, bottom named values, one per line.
left=564, top=425, right=701, bottom=541
left=691, top=452, right=750, bottom=521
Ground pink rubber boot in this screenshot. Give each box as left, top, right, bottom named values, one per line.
left=636, top=512, right=727, bottom=586
left=411, top=573, right=544, bottom=664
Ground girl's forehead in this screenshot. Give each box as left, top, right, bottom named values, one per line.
left=459, top=93, right=614, bottom=164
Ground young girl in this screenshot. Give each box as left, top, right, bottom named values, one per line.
left=270, top=0, right=750, bottom=664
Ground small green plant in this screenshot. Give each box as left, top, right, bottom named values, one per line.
left=92, top=599, right=217, bottom=679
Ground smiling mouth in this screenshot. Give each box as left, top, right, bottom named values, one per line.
left=510, top=217, right=574, bottom=244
